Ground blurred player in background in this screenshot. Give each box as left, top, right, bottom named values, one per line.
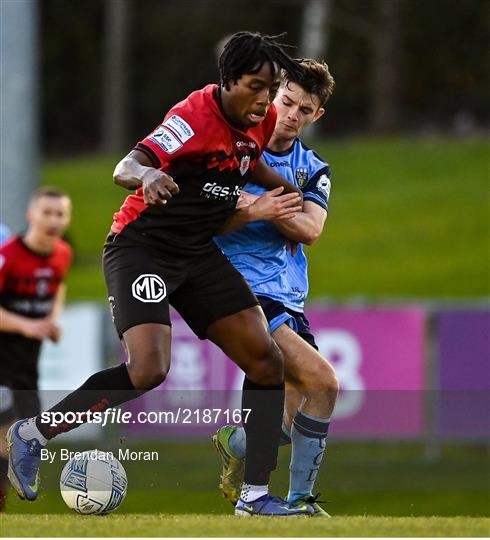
left=0, top=188, right=72, bottom=509
left=0, top=224, right=11, bottom=246
left=214, top=59, right=338, bottom=516
left=7, top=32, right=318, bottom=517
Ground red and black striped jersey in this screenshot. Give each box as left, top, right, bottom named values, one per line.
left=0, top=236, right=72, bottom=319
left=111, top=84, right=277, bottom=255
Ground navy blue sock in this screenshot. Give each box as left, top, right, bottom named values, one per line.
left=287, top=410, right=330, bottom=501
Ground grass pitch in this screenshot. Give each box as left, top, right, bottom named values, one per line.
left=2, top=442, right=488, bottom=536
left=4, top=441, right=489, bottom=518
left=2, top=514, right=489, bottom=537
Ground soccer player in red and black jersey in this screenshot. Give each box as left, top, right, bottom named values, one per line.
left=0, top=187, right=72, bottom=509
left=7, top=32, right=313, bottom=516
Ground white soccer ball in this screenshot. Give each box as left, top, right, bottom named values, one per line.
left=60, top=450, right=127, bottom=515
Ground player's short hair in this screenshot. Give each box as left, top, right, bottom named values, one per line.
left=219, top=31, right=304, bottom=90
left=281, top=58, right=335, bottom=107
left=29, top=186, right=70, bottom=204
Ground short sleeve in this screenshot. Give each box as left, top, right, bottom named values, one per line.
left=303, top=165, right=332, bottom=211
left=135, top=109, right=199, bottom=171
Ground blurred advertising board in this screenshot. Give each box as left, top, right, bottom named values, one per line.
left=436, top=309, right=490, bottom=439
left=308, top=308, right=425, bottom=438
left=125, top=307, right=426, bottom=439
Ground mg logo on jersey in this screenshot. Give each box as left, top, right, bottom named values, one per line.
left=239, top=155, right=251, bottom=176
left=132, top=274, right=166, bottom=303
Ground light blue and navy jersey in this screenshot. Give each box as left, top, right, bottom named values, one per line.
left=215, top=138, right=331, bottom=312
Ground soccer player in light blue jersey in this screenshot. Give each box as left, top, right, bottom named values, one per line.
left=214, top=59, right=339, bottom=517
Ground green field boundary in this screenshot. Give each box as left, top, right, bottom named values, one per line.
left=2, top=514, right=489, bottom=537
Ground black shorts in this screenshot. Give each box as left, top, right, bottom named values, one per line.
left=103, top=233, right=259, bottom=339
left=257, top=295, right=318, bottom=351
left=0, top=337, right=41, bottom=423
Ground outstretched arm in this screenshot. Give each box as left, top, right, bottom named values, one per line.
left=113, top=150, right=180, bottom=205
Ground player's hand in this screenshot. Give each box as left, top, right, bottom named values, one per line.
left=48, top=321, right=62, bottom=343
left=141, top=169, right=179, bottom=206
left=236, top=191, right=259, bottom=209
left=290, top=185, right=304, bottom=203
left=23, top=319, right=58, bottom=341
left=285, top=239, right=299, bottom=256
left=249, top=187, right=302, bottom=222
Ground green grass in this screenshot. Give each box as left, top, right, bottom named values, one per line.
left=2, top=515, right=489, bottom=537
left=306, top=137, right=489, bottom=299
left=4, top=441, right=489, bottom=518
left=3, top=442, right=488, bottom=536
left=42, top=137, right=490, bottom=301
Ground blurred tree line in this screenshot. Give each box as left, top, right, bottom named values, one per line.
left=41, top=0, right=488, bottom=155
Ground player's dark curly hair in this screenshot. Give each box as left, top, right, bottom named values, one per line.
left=281, top=58, right=335, bottom=107
left=219, top=31, right=304, bottom=89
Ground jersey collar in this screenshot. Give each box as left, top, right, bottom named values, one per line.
left=19, top=235, right=55, bottom=259
left=265, top=138, right=298, bottom=157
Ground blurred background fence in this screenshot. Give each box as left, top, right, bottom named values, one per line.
left=39, top=0, right=488, bottom=154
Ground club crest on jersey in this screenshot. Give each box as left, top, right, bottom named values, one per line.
left=131, top=274, right=166, bottom=303
left=36, top=279, right=49, bottom=297
left=239, top=155, right=251, bottom=176
left=295, top=167, right=309, bottom=187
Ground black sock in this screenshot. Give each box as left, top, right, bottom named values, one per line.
left=36, top=363, right=143, bottom=440
left=0, top=456, right=8, bottom=485
left=0, top=456, right=8, bottom=510
left=242, top=376, right=285, bottom=485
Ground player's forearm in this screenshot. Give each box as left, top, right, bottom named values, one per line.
left=216, top=207, right=254, bottom=236
left=113, top=157, right=154, bottom=190
left=0, top=307, right=33, bottom=336
left=252, top=160, right=302, bottom=197
left=50, top=284, right=66, bottom=321
left=273, top=213, right=321, bottom=245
